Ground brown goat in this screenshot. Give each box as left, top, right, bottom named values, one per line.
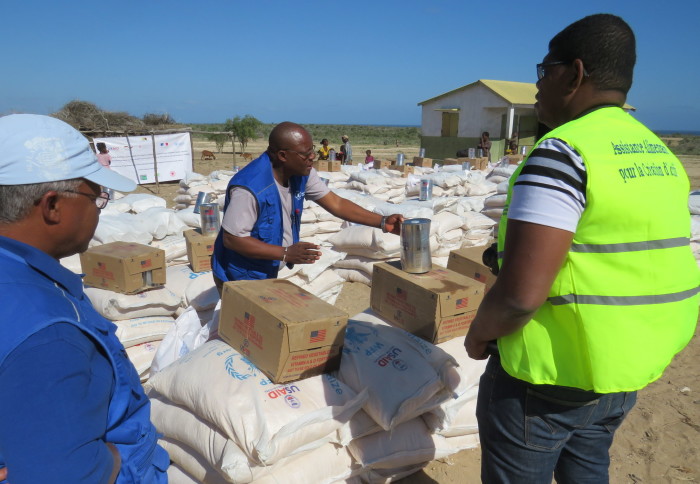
left=201, top=150, right=216, bottom=160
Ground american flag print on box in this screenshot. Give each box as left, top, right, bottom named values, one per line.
left=456, top=297, right=469, bottom=309
left=309, top=329, right=327, bottom=343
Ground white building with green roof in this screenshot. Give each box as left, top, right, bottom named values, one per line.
left=418, top=79, right=634, bottom=161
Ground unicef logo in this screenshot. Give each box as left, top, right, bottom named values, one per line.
left=284, top=395, right=301, bottom=409
left=392, top=359, right=408, bottom=371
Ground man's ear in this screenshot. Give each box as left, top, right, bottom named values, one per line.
left=568, top=58, right=587, bottom=91
left=276, top=150, right=288, bottom=164
left=39, top=191, right=62, bottom=224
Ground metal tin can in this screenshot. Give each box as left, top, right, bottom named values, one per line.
left=520, top=145, right=528, bottom=155
left=400, top=218, right=432, bottom=273
left=329, top=149, right=336, bottom=161
left=142, top=270, right=154, bottom=288
left=396, top=153, right=405, bottom=166
left=462, top=161, right=471, bottom=171
left=468, top=148, right=476, bottom=158
left=193, top=191, right=208, bottom=214
left=199, top=203, right=221, bottom=235
left=419, top=148, right=426, bottom=158
left=419, top=178, right=433, bottom=201
left=477, top=148, right=484, bottom=158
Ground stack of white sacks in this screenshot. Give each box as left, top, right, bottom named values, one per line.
left=58, top=190, right=222, bottom=381
left=145, top=309, right=486, bottom=484
left=168, top=163, right=508, bottom=302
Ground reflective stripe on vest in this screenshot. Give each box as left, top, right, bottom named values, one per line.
left=497, top=107, right=699, bottom=393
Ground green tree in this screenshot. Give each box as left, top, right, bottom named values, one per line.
left=225, top=115, right=263, bottom=153
left=207, top=133, right=230, bottom=153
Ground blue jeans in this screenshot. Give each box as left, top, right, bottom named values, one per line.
left=477, top=355, right=637, bottom=484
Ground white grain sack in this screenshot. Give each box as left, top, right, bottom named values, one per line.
left=146, top=339, right=368, bottom=465
left=338, top=319, right=448, bottom=431
left=114, top=315, right=176, bottom=348
left=84, top=286, right=181, bottom=320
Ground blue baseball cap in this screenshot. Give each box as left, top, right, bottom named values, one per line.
left=0, top=114, right=136, bottom=192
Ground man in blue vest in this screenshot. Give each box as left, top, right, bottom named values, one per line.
left=212, top=122, right=403, bottom=292
left=465, top=14, right=698, bottom=483
left=0, top=114, right=169, bottom=483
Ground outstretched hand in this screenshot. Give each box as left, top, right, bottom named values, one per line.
left=286, top=241, right=322, bottom=265
left=384, top=214, right=404, bottom=235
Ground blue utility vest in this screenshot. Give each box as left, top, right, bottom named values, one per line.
left=212, top=152, right=308, bottom=281
left=0, top=238, right=168, bottom=483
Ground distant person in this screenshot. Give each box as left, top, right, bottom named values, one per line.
left=211, top=122, right=403, bottom=293
left=364, top=149, right=374, bottom=164
left=0, top=114, right=168, bottom=483
left=477, top=131, right=491, bottom=160
left=317, top=138, right=331, bottom=160
left=340, top=135, right=353, bottom=164
left=507, top=131, right=519, bottom=154
left=465, top=13, right=699, bottom=483
left=96, top=142, right=112, bottom=168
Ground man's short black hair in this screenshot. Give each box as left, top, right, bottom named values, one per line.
left=549, top=13, right=636, bottom=94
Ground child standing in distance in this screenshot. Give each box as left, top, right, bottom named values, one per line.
left=363, top=150, right=375, bottom=170
left=96, top=142, right=112, bottom=169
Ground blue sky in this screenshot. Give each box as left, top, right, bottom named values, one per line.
left=3, top=0, right=699, bottom=131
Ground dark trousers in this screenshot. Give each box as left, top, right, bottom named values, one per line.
left=477, top=355, right=637, bottom=483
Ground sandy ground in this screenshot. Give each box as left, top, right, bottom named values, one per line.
left=136, top=140, right=700, bottom=484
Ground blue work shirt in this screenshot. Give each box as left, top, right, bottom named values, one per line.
left=0, top=236, right=168, bottom=483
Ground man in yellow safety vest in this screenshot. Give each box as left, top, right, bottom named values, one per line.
left=465, top=13, right=699, bottom=483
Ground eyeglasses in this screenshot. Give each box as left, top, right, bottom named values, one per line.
left=281, top=145, right=317, bottom=160
left=537, top=60, right=590, bottom=80
left=536, top=60, right=569, bottom=80
left=61, top=190, right=111, bottom=209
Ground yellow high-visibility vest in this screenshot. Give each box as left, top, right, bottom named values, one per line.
left=497, top=106, right=699, bottom=393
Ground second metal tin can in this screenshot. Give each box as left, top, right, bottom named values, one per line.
left=419, top=178, right=433, bottom=201
left=199, top=202, right=221, bottom=235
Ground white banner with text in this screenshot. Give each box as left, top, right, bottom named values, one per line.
left=93, top=132, right=192, bottom=185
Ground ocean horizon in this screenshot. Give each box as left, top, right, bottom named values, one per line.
left=655, top=130, right=700, bottom=136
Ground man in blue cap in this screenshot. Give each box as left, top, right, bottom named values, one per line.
left=0, top=114, right=168, bottom=483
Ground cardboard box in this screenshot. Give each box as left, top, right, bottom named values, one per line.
left=184, top=229, right=216, bottom=273
left=443, top=158, right=460, bottom=165
left=457, top=157, right=489, bottom=170
left=80, top=242, right=166, bottom=294
left=373, top=159, right=392, bottom=170
left=388, top=165, right=414, bottom=177
left=313, top=160, right=342, bottom=172
left=506, top=154, right=524, bottom=164
left=370, top=261, right=485, bottom=344
left=447, top=245, right=497, bottom=292
left=412, top=157, right=433, bottom=167
left=219, top=279, right=349, bottom=383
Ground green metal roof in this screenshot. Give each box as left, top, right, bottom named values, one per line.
left=418, top=79, right=635, bottom=111
left=481, top=79, right=538, bottom=105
